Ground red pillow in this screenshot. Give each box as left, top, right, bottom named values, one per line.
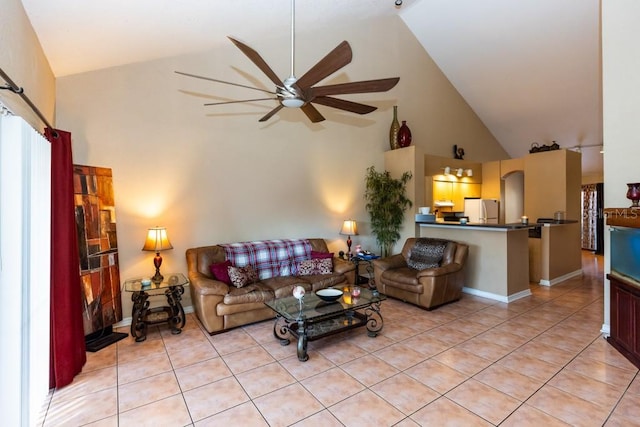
left=209, top=260, right=232, bottom=285
left=311, top=250, right=334, bottom=259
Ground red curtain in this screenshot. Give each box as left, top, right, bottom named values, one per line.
left=46, top=128, right=86, bottom=389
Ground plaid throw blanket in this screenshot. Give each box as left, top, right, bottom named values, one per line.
left=220, top=239, right=312, bottom=280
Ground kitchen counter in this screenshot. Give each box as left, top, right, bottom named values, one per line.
left=418, top=219, right=582, bottom=295
left=417, top=220, right=531, bottom=230
left=418, top=223, right=531, bottom=302
left=415, top=220, right=578, bottom=229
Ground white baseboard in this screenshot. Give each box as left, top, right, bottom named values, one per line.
left=539, top=269, right=582, bottom=286
left=601, top=323, right=610, bottom=337
left=462, top=287, right=532, bottom=303
left=113, top=305, right=194, bottom=329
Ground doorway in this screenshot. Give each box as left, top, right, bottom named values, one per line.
left=581, top=183, right=604, bottom=254
left=503, top=171, right=525, bottom=223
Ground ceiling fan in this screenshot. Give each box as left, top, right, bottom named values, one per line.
left=176, top=0, right=399, bottom=123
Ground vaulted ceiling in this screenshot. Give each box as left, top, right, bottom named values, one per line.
left=20, top=0, right=602, bottom=178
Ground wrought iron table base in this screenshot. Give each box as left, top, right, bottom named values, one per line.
left=273, top=302, right=384, bottom=361
left=130, top=285, right=185, bottom=342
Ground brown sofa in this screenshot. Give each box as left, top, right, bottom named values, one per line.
left=373, top=237, right=468, bottom=310
left=186, top=238, right=356, bottom=334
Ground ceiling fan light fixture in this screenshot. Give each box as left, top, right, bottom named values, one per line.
left=281, top=98, right=305, bottom=108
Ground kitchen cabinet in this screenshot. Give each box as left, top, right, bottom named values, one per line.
left=453, top=182, right=481, bottom=211
left=432, top=180, right=481, bottom=211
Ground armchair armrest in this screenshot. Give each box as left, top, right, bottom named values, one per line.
left=373, top=254, right=407, bottom=272
left=416, top=262, right=463, bottom=278
left=188, top=271, right=230, bottom=296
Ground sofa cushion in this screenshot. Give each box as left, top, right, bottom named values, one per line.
left=304, top=273, right=348, bottom=292
left=407, top=238, right=449, bottom=270
left=209, top=259, right=232, bottom=285
left=261, top=276, right=313, bottom=298
left=222, top=284, right=275, bottom=305
left=297, top=258, right=333, bottom=276
left=228, top=265, right=259, bottom=288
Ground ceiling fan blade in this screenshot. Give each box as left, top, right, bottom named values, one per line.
left=204, top=98, right=278, bottom=106
left=175, top=71, right=276, bottom=95
left=301, top=103, right=325, bottom=123
left=259, top=104, right=284, bottom=122
left=228, top=37, right=284, bottom=88
left=294, top=41, right=352, bottom=90
left=310, top=78, right=400, bottom=98
left=311, top=97, right=377, bottom=115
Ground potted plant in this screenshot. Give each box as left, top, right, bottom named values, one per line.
left=364, top=166, right=413, bottom=257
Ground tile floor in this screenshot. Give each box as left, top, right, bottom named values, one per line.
left=40, top=252, right=640, bottom=426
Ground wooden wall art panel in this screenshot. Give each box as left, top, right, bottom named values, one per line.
left=73, top=165, right=122, bottom=336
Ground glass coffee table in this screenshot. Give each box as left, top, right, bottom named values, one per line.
left=265, top=286, right=386, bottom=361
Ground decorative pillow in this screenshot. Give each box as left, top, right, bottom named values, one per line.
left=209, top=260, right=232, bottom=285
left=407, top=238, right=448, bottom=270
left=311, top=250, right=334, bottom=259
left=297, top=258, right=333, bottom=276
left=227, top=265, right=259, bottom=288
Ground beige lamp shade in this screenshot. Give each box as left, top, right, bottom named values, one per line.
left=340, top=220, right=358, bottom=236
left=142, top=227, right=173, bottom=284
left=339, top=220, right=358, bottom=256
left=142, top=227, right=173, bottom=252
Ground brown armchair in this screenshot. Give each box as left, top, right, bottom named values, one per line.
left=373, top=237, right=468, bottom=310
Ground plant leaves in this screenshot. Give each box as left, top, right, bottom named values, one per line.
left=364, top=166, right=413, bottom=256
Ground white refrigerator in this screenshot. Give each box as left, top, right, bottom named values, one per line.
left=464, top=198, right=499, bottom=224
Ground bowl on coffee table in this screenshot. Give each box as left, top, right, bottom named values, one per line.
left=315, top=288, right=343, bottom=302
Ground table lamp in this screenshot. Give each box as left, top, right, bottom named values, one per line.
left=142, top=226, right=173, bottom=284
left=339, top=220, right=358, bottom=257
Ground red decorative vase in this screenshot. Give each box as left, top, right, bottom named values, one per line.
left=398, top=120, right=412, bottom=148
left=626, top=183, right=640, bottom=208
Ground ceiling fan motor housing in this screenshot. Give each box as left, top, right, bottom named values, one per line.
left=280, top=76, right=305, bottom=107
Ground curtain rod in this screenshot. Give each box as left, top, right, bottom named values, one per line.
left=0, top=67, right=58, bottom=138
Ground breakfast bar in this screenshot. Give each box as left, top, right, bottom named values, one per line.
left=417, top=221, right=532, bottom=302
left=417, top=219, right=582, bottom=301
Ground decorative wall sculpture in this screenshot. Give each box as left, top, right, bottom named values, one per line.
left=73, top=165, right=123, bottom=335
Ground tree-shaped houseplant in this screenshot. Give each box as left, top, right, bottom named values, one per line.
left=364, top=166, right=413, bottom=257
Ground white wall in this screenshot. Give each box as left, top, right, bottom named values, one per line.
left=0, top=0, right=55, bottom=129
left=56, top=16, right=508, bottom=318
left=601, top=0, right=640, bottom=332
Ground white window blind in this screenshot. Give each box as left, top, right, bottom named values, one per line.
left=0, top=111, right=52, bottom=426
